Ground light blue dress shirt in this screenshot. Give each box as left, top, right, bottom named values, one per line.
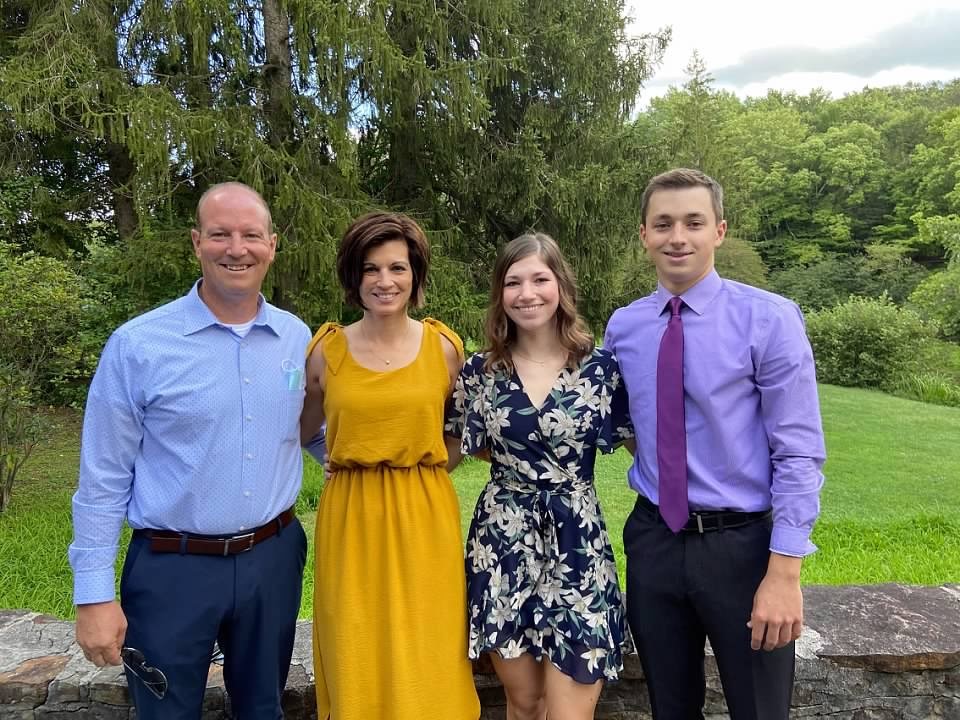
left=605, top=270, right=826, bottom=558
left=69, top=281, right=311, bottom=605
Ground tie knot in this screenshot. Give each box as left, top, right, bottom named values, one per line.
left=669, top=297, right=683, bottom=317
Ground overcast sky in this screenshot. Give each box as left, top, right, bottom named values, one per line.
left=625, top=0, right=960, bottom=106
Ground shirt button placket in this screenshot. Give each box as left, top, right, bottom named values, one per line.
left=239, top=342, right=255, bottom=519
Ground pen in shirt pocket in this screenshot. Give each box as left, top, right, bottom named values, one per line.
left=281, top=359, right=305, bottom=392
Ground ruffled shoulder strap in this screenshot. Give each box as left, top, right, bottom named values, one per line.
left=306, top=322, right=348, bottom=375
left=422, top=317, right=464, bottom=361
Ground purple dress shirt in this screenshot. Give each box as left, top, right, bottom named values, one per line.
left=604, top=270, right=825, bottom=557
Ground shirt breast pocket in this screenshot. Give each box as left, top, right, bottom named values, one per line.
left=276, top=390, right=304, bottom=442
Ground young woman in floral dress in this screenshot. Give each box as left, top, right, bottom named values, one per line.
left=445, top=233, right=634, bottom=720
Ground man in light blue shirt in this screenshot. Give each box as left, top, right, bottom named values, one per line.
left=69, top=182, right=312, bottom=719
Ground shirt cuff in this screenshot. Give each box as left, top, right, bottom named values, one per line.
left=73, top=569, right=118, bottom=606
left=304, top=430, right=326, bottom=465
left=770, top=524, right=818, bottom=558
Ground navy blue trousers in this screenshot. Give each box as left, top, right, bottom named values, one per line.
left=120, top=517, right=307, bottom=720
left=624, top=498, right=794, bottom=720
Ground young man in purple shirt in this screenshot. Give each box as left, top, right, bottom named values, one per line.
left=604, top=168, right=826, bottom=720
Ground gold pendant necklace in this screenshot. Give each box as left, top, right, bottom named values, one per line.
left=362, top=319, right=411, bottom=366
left=513, top=349, right=564, bottom=366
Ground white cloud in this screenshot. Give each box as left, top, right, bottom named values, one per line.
left=732, top=67, right=960, bottom=100
left=627, top=0, right=960, bottom=104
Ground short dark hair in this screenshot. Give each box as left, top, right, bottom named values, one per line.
left=640, top=168, right=724, bottom=225
left=336, top=211, right=430, bottom=309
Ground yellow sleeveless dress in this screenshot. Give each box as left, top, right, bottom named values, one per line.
left=308, top=319, right=480, bottom=720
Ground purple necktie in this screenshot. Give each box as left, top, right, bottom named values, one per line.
left=657, top=296, right=689, bottom=533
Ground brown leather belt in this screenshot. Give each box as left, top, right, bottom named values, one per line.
left=133, top=508, right=296, bottom=556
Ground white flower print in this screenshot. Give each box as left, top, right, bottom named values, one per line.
left=597, top=389, right=611, bottom=417
left=581, top=648, right=607, bottom=673
left=539, top=408, right=577, bottom=439
left=489, top=599, right=514, bottom=629
left=488, top=564, right=507, bottom=600
left=538, top=463, right=572, bottom=484
left=557, top=368, right=580, bottom=393
left=496, top=504, right=525, bottom=538
left=574, top=494, right=599, bottom=534
left=563, top=588, right=595, bottom=615
left=514, top=458, right=538, bottom=481
left=537, top=577, right=565, bottom=608
left=572, top=377, right=601, bottom=412
left=595, top=558, right=617, bottom=589
left=489, top=405, right=511, bottom=432
left=501, top=637, right=526, bottom=659
left=468, top=537, right=497, bottom=572
left=583, top=608, right=608, bottom=630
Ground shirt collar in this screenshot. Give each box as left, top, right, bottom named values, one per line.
left=655, top=269, right=722, bottom=316
left=182, top=280, right=279, bottom=336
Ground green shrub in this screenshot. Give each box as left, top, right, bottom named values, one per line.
left=806, top=296, right=932, bottom=389
left=0, top=244, right=86, bottom=374
left=0, top=245, right=87, bottom=509
left=0, top=242, right=113, bottom=407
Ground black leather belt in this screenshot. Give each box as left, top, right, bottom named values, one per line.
left=133, top=508, right=295, bottom=556
left=635, top=494, right=769, bottom=533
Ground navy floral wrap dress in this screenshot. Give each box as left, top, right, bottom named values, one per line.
left=445, top=347, right=634, bottom=683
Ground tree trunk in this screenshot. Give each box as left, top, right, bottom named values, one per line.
left=262, top=0, right=298, bottom=309
left=0, top=479, right=10, bottom=514
left=97, top=6, right=139, bottom=240
left=262, top=0, right=293, bottom=151
left=105, top=140, right=139, bottom=240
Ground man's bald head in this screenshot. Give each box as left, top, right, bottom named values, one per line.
left=195, top=182, right=273, bottom=233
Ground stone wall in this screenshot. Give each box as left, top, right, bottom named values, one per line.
left=1, top=584, right=958, bottom=719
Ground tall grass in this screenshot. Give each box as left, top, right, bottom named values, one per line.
left=891, top=371, right=960, bottom=407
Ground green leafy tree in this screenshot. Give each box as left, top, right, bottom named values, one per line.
left=436, top=0, right=669, bottom=333
left=909, top=268, right=960, bottom=341
left=714, top=236, right=768, bottom=288
left=908, top=214, right=960, bottom=340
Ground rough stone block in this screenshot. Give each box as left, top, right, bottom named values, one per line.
left=804, top=584, right=960, bottom=672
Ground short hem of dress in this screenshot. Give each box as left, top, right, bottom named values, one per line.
left=469, top=645, right=624, bottom=685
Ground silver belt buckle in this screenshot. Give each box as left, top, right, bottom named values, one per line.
left=223, top=532, right=256, bottom=556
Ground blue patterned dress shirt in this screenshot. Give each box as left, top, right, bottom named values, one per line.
left=69, top=281, right=311, bottom=605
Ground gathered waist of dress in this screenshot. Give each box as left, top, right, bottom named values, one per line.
left=329, top=460, right=447, bottom=472
left=489, top=469, right=595, bottom=497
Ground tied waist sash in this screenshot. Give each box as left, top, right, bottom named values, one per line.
left=487, top=470, right=597, bottom=600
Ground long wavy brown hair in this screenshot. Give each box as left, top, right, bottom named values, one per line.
left=483, top=232, right=594, bottom=373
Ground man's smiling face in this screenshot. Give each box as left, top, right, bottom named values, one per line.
left=191, top=186, right=277, bottom=311
left=641, top=185, right=726, bottom=295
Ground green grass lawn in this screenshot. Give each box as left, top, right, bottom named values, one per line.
left=2, top=385, right=958, bottom=620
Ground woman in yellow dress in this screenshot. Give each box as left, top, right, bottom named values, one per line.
left=300, top=211, right=480, bottom=720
